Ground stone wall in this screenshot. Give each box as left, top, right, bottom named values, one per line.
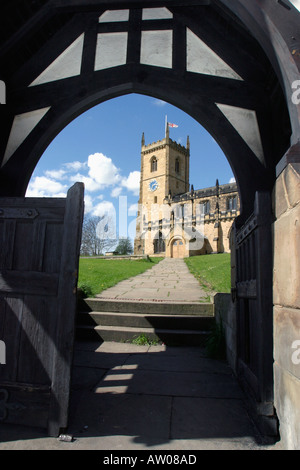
left=213, top=293, right=237, bottom=372
left=273, top=162, right=300, bottom=450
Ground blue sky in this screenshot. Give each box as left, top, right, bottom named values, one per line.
left=26, top=93, right=235, bottom=241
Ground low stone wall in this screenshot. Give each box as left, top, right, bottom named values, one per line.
left=213, top=293, right=237, bottom=372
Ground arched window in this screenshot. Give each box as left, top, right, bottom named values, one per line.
left=200, top=201, right=210, bottom=215
left=175, top=158, right=180, bottom=173
left=151, top=157, right=157, bottom=172
left=227, top=196, right=237, bottom=211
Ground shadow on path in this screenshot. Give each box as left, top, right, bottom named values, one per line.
left=67, top=341, right=271, bottom=450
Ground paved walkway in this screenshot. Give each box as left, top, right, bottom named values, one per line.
left=96, top=258, right=210, bottom=302
left=0, top=341, right=282, bottom=450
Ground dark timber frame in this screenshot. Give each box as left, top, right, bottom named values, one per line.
left=0, top=0, right=299, bottom=438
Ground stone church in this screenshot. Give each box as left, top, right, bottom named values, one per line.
left=134, top=125, right=240, bottom=258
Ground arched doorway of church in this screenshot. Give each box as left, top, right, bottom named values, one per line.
left=171, top=238, right=185, bottom=259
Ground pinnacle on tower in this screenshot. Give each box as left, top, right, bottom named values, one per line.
left=141, top=132, right=145, bottom=146
left=165, top=121, right=170, bottom=141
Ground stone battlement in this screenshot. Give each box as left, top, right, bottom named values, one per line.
left=142, top=138, right=189, bottom=156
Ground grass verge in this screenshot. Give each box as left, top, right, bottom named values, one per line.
left=184, top=253, right=231, bottom=294
left=78, top=256, right=163, bottom=297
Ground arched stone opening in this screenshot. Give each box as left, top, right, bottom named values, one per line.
left=0, top=2, right=294, bottom=227
left=0, top=1, right=299, bottom=448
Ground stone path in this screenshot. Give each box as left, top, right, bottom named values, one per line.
left=96, top=258, right=210, bottom=302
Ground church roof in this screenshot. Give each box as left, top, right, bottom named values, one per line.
left=168, top=181, right=238, bottom=203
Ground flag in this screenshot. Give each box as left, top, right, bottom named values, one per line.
left=168, top=122, right=178, bottom=128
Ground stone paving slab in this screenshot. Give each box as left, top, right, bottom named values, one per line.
left=171, top=397, right=258, bottom=440
left=96, top=258, right=209, bottom=302
left=0, top=341, right=283, bottom=450
left=94, top=368, right=244, bottom=399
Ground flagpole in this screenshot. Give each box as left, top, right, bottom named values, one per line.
left=165, top=115, right=167, bottom=136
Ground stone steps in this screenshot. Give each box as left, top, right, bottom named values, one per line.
left=76, top=298, right=215, bottom=346
left=77, top=311, right=215, bottom=329
left=78, top=297, right=214, bottom=315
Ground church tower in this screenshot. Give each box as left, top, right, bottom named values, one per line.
left=139, top=124, right=190, bottom=207
left=134, top=126, right=190, bottom=255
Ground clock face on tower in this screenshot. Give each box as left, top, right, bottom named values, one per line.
left=149, top=180, right=159, bottom=192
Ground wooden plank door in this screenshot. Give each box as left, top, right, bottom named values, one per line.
left=235, top=191, right=277, bottom=435
left=0, top=183, right=84, bottom=436
left=172, top=239, right=185, bottom=258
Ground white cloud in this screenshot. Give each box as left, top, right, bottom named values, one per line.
left=88, top=153, right=121, bottom=187
left=27, top=153, right=140, bottom=213
left=84, top=194, right=94, bottom=214
left=111, top=186, right=123, bottom=198
left=45, top=169, right=66, bottom=180
left=64, top=160, right=87, bottom=172
left=128, top=203, right=138, bottom=215
left=92, top=200, right=116, bottom=218
left=26, top=176, right=68, bottom=197
left=70, top=173, right=100, bottom=192
left=229, top=177, right=236, bottom=183
left=153, top=99, right=167, bottom=107
left=122, top=171, right=140, bottom=196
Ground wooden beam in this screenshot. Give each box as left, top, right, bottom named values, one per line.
left=0, top=271, right=59, bottom=297
left=10, top=65, right=264, bottom=115
left=0, top=4, right=54, bottom=60
left=52, top=0, right=210, bottom=12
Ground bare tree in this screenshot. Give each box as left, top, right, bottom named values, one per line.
left=80, top=215, right=117, bottom=256
left=115, top=237, right=134, bottom=255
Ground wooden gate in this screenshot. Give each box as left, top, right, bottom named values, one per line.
left=235, top=192, right=277, bottom=436
left=0, top=183, right=84, bottom=436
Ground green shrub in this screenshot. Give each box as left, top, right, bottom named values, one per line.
left=78, top=283, right=93, bottom=299
left=131, top=334, right=159, bottom=346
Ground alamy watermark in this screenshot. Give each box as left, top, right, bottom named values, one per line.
left=0, top=80, right=6, bottom=104
left=291, top=340, right=300, bottom=365
left=96, top=197, right=206, bottom=251
left=0, top=341, right=6, bottom=365
left=292, top=80, right=300, bottom=105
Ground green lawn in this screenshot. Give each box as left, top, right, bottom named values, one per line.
left=78, top=253, right=231, bottom=298
left=184, top=253, right=231, bottom=294
left=78, top=257, right=163, bottom=297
